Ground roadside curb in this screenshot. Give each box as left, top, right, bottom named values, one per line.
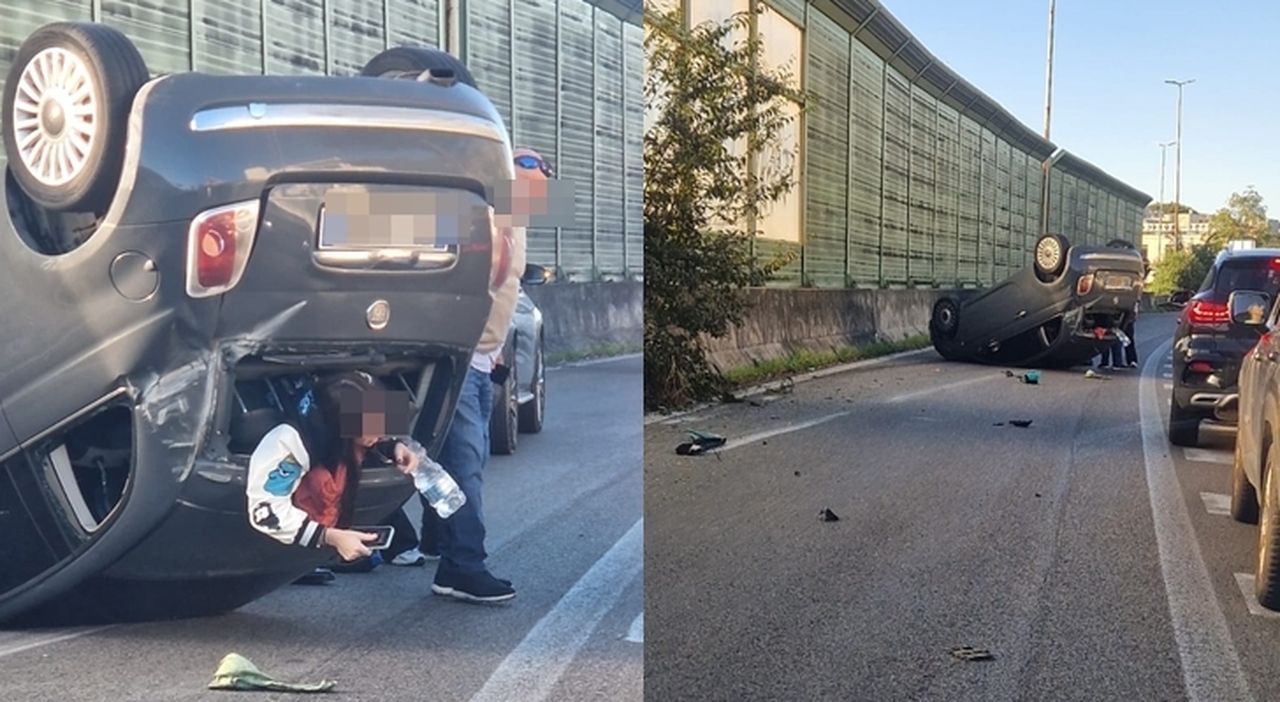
left=643, top=346, right=935, bottom=426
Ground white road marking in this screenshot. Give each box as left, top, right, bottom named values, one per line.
left=1199, top=492, right=1232, bottom=516
left=885, top=374, right=998, bottom=404
left=471, top=518, right=643, bottom=702
left=0, top=626, right=112, bottom=658
left=713, top=412, right=851, bottom=453
left=1139, top=337, right=1253, bottom=702
left=1164, top=382, right=1173, bottom=391
left=1234, top=574, right=1280, bottom=619
left=1184, top=448, right=1233, bottom=465
left=624, top=612, right=643, bottom=643
left=561, top=353, right=642, bottom=369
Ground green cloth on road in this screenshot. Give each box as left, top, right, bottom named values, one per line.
left=208, top=652, right=337, bottom=693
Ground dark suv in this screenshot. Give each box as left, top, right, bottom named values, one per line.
left=1169, top=248, right=1280, bottom=446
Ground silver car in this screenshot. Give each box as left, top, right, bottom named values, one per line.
left=490, top=264, right=549, bottom=454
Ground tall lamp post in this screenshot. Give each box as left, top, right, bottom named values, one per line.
left=1039, top=0, right=1056, bottom=236
left=1165, top=78, right=1194, bottom=250
left=1158, top=140, right=1175, bottom=257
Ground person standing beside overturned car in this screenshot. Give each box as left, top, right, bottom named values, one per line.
left=396, top=147, right=552, bottom=603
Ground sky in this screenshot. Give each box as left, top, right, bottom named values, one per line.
left=881, top=0, right=1280, bottom=216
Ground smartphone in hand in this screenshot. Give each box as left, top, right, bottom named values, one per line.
left=353, top=525, right=395, bottom=550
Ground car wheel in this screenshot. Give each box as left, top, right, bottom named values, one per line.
left=2, top=22, right=149, bottom=214
left=518, top=335, right=545, bottom=434
left=1167, top=395, right=1200, bottom=447
left=1233, top=438, right=1260, bottom=524
left=359, top=46, right=477, bottom=88
left=489, top=345, right=518, bottom=456
left=1257, top=442, right=1280, bottom=609
left=1033, top=234, right=1069, bottom=282
left=930, top=297, right=960, bottom=339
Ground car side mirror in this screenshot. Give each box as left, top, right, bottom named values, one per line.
left=522, top=263, right=549, bottom=286
left=1229, top=290, right=1270, bottom=326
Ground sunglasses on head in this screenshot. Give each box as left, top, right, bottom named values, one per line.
left=514, top=154, right=553, bottom=178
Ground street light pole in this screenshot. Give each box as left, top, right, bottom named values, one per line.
left=1158, top=140, right=1175, bottom=258
left=1039, top=0, right=1056, bottom=236
left=1165, top=78, right=1194, bottom=250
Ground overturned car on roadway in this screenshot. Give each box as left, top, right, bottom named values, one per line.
left=929, top=234, right=1146, bottom=367
left=0, top=22, right=515, bottom=624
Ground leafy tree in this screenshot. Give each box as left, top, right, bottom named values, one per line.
left=1148, top=244, right=1215, bottom=294
left=1205, top=187, right=1273, bottom=248
left=644, top=6, right=805, bottom=411
left=1149, top=202, right=1196, bottom=216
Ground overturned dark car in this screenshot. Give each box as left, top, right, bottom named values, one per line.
left=0, top=23, right=514, bottom=624
left=929, top=234, right=1146, bottom=367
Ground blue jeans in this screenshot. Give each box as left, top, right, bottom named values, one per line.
left=433, top=365, right=493, bottom=574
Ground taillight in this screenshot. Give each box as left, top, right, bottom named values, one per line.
left=1186, top=299, right=1230, bottom=326
left=186, top=200, right=260, bottom=298
left=491, top=224, right=513, bottom=292
left=1076, top=273, right=1094, bottom=296
left=1189, top=361, right=1214, bottom=373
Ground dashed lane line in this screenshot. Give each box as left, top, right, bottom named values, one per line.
left=0, top=627, right=113, bottom=659
left=1184, top=448, right=1233, bottom=465
left=624, top=612, right=642, bottom=643
left=1233, top=574, right=1280, bottom=619
left=1200, top=492, right=1231, bottom=516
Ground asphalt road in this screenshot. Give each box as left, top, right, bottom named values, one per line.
left=646, top=313, right=1277, bottom=702
left=0, top=355, right=642, bottom=702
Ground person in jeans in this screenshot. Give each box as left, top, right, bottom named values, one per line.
left=390, top=147, right=551, bottom=600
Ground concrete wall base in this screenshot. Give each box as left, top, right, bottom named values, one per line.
left=702, top=288, right=939, bottom=372
left=525, top=281, right=643, bottom=358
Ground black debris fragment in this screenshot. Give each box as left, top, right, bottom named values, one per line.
left=819, top=508, right=840, bottom=522
left=993, top=422, right=1005, bottom=426
left=1035, top=493, right=1042, bottom=498
left=1009, top=419, right=1033, bottom=428
left=794, top=470, right=801, bottom=476
left=949, top=647, right=994, bottom=662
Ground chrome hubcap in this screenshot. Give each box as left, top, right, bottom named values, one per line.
left=13, top=47, right=97, bottom=187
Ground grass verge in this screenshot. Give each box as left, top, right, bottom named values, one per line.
left=547, top=342, right=643, bottom=366
left=721, top=334, right=932, bottom=388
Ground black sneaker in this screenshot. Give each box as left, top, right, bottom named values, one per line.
left=432, top=569, right=516, bottom=602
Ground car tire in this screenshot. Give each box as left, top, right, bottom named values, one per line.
left=1167, top=396, right=1200, bottom=447
left=359, top=47, right=477, bottom=88
left=1033, top=234, right=1069, bottom=283
left=2, top=22, right=149, bottom=214
left=518, top=335, right=545, bottom=434
left=1257, top=442, right=1280, bottom=609
left=489, top=341, right=518, bottom=456
left=1233, top=439, right=1260, bottom=524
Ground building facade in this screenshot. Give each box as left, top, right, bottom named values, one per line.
left=651, top=0, right=1152, bottom=289
left=0, top=0, right=643, bottom=283
left=1140, top=211, right=1212, bottom=266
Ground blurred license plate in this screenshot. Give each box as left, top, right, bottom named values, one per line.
left=320, top=188, right=470, bottom=250
left=1101, top=273, right=1132, bottom=290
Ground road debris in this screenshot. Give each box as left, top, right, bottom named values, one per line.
left=675, top=429, right=727, bottom=456
left=1084, top=369, right=1112, bottom=381
left=949, top=646, right=994, bottom=662
left=1008, top=419, right=1033, bottom=428
left=819, top=508, right=840, bottom=522
left=1005, top=369, right=1041, bottom=384
left=208, top=652, right=336, bottom=692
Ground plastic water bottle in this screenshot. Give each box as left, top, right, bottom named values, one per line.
left=404, top=440, right=466, bottom=519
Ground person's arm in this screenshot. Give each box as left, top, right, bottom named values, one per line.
left=245, top=424, right=328, bottom=549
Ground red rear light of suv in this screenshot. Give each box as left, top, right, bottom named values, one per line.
left=186, top=200, right=260, bottom=298
left=1186, top=299, right=1230, bottom=327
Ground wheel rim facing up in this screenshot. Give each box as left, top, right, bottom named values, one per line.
left=1035, top=237, right=1062, bottom=273
left=13, top=47, right=98, bottom=187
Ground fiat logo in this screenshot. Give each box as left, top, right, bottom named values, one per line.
left=366, top=300, right=391, bottom=330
